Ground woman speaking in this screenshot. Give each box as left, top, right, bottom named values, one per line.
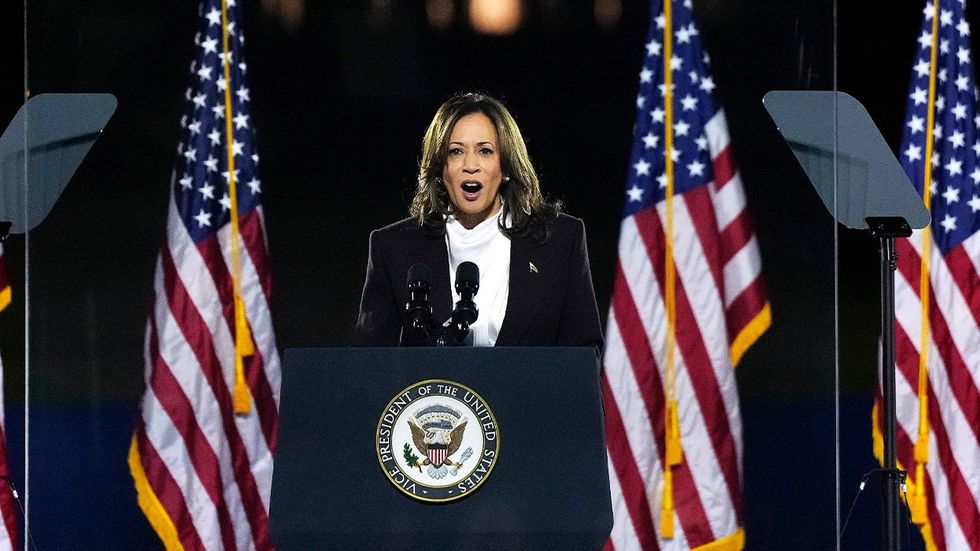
left=353, top=93, right=602, bottom=349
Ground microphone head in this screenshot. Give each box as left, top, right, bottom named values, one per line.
left=407, top=263, right=432, bottom=286
left=455, top=261, right=479, bottom=293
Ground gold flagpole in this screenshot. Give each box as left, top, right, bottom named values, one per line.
left=660, top=0, right=683, bottom=539
left=220, top=0, right=254, bottom=415
left=909, top=0, right=941, bottom=525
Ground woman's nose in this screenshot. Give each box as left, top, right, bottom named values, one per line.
left=462, top=152, right=479, bottom=172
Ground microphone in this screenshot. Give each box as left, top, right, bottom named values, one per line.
left=402, top=263, right=435, bottom=346
left=453, top=261, right=479, bottom=325
left=439, top=261, right=479, bottom=346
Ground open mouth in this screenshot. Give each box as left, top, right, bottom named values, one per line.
left=461, top=181, right=483, bottom=201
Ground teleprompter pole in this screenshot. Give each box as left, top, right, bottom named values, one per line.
left=867, top=216, right=912, bottom=551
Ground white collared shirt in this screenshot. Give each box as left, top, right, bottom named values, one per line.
left=445, top=211, right=511, bottom=346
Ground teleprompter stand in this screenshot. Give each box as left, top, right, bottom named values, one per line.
left=269, top=347, right=613, bottom=550
left=764, top=91, right=930, bottom=551
left=0, top=93, right=116, bottom=546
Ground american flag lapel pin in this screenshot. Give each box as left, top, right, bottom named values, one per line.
left=529, top=261, right=538, bottom=274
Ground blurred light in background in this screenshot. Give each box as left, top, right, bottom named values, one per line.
left=260, top=0, right=305, bottom=33
left=594, top=0, right=622, bottom=30
left=426, top=0, right=455, bottom=30
left=469, top=0, right=522, bottom=35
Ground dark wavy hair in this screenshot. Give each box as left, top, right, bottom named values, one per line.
left=410, top=92, right=562, bottom=241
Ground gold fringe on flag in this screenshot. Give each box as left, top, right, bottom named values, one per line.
left=129, top=437, right=185, bottom=551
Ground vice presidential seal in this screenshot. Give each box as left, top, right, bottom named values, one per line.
left=376, top=379, right=499, bottom=502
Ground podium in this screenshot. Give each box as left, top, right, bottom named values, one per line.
left=270, top=347, right=613, bottom=550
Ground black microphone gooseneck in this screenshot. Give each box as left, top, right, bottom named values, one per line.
left=438, top=261, right=479, bottom=346
left=402, top=263, right=435, bottom=346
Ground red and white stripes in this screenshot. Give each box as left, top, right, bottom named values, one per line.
left=876, top=228, right=980, bottom=550
left=604, top=110, right=768, bottom=550
left=131, top=189, right=280, bottom=551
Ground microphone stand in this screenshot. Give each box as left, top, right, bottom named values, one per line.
left=438, top=272, right=478, bottom=347
left=437, top=299, right=477, bottom=346
left=402, top=273, right=437, bottom=346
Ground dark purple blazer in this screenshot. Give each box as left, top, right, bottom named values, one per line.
left=353, top=214, right=603, bottom=349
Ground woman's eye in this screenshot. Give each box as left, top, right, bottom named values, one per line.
left=448, top=148, right=463, bottom=156
left=480, top=147, right=494, bottom=155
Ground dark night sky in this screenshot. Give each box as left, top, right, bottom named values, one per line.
left=0, top=0, right=960, bottom=547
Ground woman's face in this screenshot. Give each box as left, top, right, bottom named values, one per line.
left=442, top=112, right=504, bottom=229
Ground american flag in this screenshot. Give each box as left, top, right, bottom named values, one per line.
left=0, top=245, right=16, bottom=550
left=128, top=1, right=281, bottom=549
left=875, top=0, right=980, bottom=548
left=602, top=0, right=769, bottom=549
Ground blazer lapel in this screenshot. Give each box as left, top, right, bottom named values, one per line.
left=496, top=236, right=545, bottom=345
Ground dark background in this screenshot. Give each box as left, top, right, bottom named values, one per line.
left=0, top=0, right=943, bottom=548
